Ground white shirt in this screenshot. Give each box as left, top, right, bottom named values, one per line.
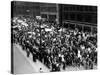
left=78, top=50, right=81, bottom=58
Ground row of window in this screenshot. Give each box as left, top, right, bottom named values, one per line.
left=63, top=13, right=97, bottom=23
left=63, top=23, right=97, bottom=33
left=41, top=14, right=57, bottom=21
left=40, top=7, right=57, bottom=12
left=63, top=6, right=97, bottom=12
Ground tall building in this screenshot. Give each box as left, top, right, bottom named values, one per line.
left=40, top=3, right=59, bottom=23
left=59, top=4, right=97, bottom=33
left=11, top=1, right=59, bottom=23
left=12, top=1, right=97, bottom=33
left=11, top=1, right=40, bottom=17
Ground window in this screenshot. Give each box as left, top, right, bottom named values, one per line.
left=85, top=14, right=92, bottom=23
left=64, top=13, right=69, bottom=20
left=64, top=7, right=69, bottom=11
left=77, top=14, right=83, bottom=21
left=69, top=24, right=75, bottom=29
left=80, top=6, right=84, bottom=11
left=41, top=14, right=47, bottom=18
left=70, top=14, right=75, bottom=20
left=63, top=23, right=69, bottom=28
left=48, top=15, right=56, bottom=21
left=84, top=26, right=91, bottom=32
left=48, top=7, right=57, bottom=12
left=92, top=27, right=97, bottom=33
left=76, top=24, right=82, bottom=31
left=41, top=7, right=48, bottom=12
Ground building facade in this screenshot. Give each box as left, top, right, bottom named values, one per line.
left=12, top=1, right=97, bottom=33
left=40, top=3, right=59, bottom=23
left=59, top=4, right=97, bottom=33
left=12, top=1, right=59, bottom=23
left=12, top=1, right=41, bottom=17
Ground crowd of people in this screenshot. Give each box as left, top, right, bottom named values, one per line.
left=12, top=15, right=97, bottom=72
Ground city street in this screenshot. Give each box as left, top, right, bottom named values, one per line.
left=13, top=44, right=97, bottom=74
left=13, top=44, right=37, bottom=74
left=13, top=44, right=50, bottom=74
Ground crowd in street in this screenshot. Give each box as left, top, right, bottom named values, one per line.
left=12, top=15, right=97, bottom=72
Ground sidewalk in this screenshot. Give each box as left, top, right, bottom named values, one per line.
left=13, top=44, right=50, bottom=74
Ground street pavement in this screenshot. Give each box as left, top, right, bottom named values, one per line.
left=13, top=44, right=50, bottom=74
left=13, top=44, right=37, bottom=74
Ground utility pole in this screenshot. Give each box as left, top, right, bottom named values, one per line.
left=56, top=4, right=59, bottom=24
